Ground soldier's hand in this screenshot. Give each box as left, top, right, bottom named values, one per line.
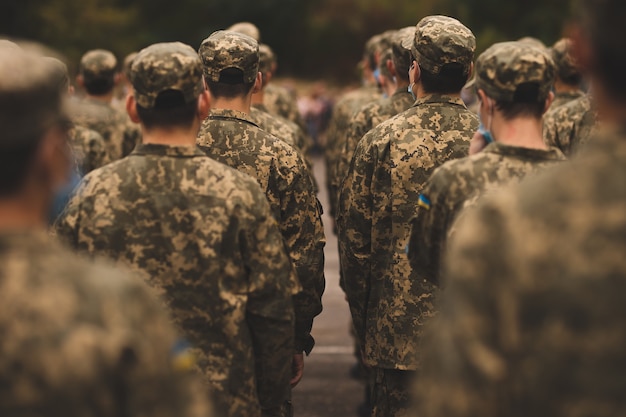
left=290, top=353, right=304, bottom=387
left=469, top=130, right=488, bottom=155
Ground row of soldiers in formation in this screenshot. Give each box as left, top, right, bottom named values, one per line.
left=0, top=0, right=624, bottom=416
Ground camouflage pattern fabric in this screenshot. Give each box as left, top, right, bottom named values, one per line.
left=401, top=16, right=476, bottom=75
left=197, top=108, right=325, bottom=355
left=408, top=142, right=565, bottom=287
left=543, top=94, right=596, bottom=156
left=251, top=105, right=308, bottom=155
left=71, top=97, right=140, bottom=161
left=68, top=125, right=109, bottom=174
left=55, top=144, right=295, bottom=417
left=550, top=90, right=585, bottom=110
left=263, top=83, right=307, bottom=132
left=199, top=31, right=259, bottom=84
left=371, top=369, right=416, bottom=417
left=551, top=38, right=580, bottom=83
left=227, top=22, right=261, bottom=42
left=79, top=49, right=117, bottom=84
left=337, top=94, right=478, bottom=370
left=414, top=127, right=626, bottom=417
left=325, top=86, right=381, bottom=220
left=0, top=231, right=212, bottom=417
left=335, top=88, right=414, bottom=195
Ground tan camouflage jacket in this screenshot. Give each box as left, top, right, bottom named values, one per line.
left=55, top=144, right=295, bottom=417
left=325, top=86, right=381, bottom=219
left=197, top=108, right=325, bottom=354
left=408, top=142, right=565, bottom=287
left=335, top=88, right=414, bottom=195
left=414, top=129, right=626, bottom=417
left=71, top=97, right=140, bottom=161
left=543, top=94, right=595, bottom=156
left=337, top=94, right=478, bottom=370
left=262, top=83, right=306, bottom=132
left=0, top=231, right=212, bottom=417
left=549, top=89, right=585, bottom=111
left=68, top=125, right=109, bottom=175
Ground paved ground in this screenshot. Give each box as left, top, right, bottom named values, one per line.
left=292, top=155, right=366, bottom=417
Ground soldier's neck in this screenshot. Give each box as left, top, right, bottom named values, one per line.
left=141, top=126, right=199, bottom=147
left=86, top=92, right=114, bottom=104
left=0, top=191, right=48, bottom=231
left=415, top=83, right=461, bottom=99
left=212, top=96, right=252, bottom=115
left=554, top=79, right=580, bottom=94
left=252, top=88, right=265, bottom=105
left=492, top=115, right=548, bottom=150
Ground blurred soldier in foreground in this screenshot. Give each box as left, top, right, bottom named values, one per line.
left=56, top=42, right=295, bottom=417
left=0, top=45, right=211, bottom=417
left=337, top=16, right=477, bottom=417
left=414, top=1, right=626, bottom=417
left=73, top=49, right=139, bottom=161
left=549, top=38, right=585, bottom=109
left=408, top=41, right=565, bottom=288
left=197, top=30, right=326, bottom=397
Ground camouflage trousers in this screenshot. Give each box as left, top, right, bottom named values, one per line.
left=371, top=368, right=415, bottom=417
left=262, top=396, right=293, bottom=417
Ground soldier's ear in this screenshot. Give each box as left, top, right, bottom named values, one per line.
left=386, top=59, right=396, bottom=78
left=197, top=90, right=211, bottom=121
left=252, top=72, right=263, bottom=94
left=76, top=74, right=85, bottom=89
left=126, top=94, right=140, bottom=124
left=543, top=91, right=555, bottom=115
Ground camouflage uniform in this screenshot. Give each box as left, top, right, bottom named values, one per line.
left=414, top=126, right=626, bottom=417
left=198, top=31, right=326, bottom=356
left=337, top=16, right=477, bottom=417
left=549, top=38, right=584, bottom=110
left=543, top=94, right=596, bottom=156
left=263, top=83, right=307, bottom=132
left=0, top=47, right=211, bottom=417
left=72, top=49, right=140, bottom=161
left=251, top=105, right=308, bottom=155
left=68, top=125, right=109, bottom=174
left=56, top=43, right=295, bottom=417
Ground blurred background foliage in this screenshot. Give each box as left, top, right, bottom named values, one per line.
left=1, top=0, right=573, bottom=82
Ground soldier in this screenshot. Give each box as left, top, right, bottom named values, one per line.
left=325, top=34, right=383, bottom=223
left=543, top=92, right=596, bottom=156
left=73, top=49, right=140, bottom=161
left=228, top=21, right=261, bottom=41
left=0, top=46, right=211, bottom=417
left=196, top=30, right=326, bottom=392
left=408, top=41, right=565, bottom=288
left=337, top=16, right=477, bottom=417
left=335, top=27, right=415, bottom=196
left=251, top=43, right=309, bottom=155
left=45, top=56, right=109, bottom=175
left=56, top=42, right=295, bottom=417
left=549, top=38, right=585, bottom=109
left=413, top=1, right=626, bottom=416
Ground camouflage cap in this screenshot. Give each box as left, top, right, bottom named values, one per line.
left=199, top=30, right=259, bottom=84
left=227, top=22, right=261, bottom=42
left=123, top=51, right=138, bottom=78
left=130, top=42, right=204, bottom=109
left=391, top=27, right=414, bottom=73
left=475, top=41, right=556, bottom=102
left=79, top=49, right=117, bottom=83
left=0, top=39, right=21, bottom=52
left=551, top=38, right=580, bottom=82
left=259, top=44, right=275, bottom=75
left=0, top=49, right=69, bottom=148
left=517, top=36, right=548, bottom=51
left=401, top=15, right=476, bottom=74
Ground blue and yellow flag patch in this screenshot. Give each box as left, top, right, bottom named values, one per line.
left=171, top=339, right=197, bottom=372
left=418, top=194, right=431, bottom=211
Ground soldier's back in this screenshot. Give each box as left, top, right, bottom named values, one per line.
left=543, top=94, right=595, bottom=156
left=68, top=125, right=109, bottom=174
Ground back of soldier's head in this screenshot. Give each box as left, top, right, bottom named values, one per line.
left=199, top=30, right=259, bottom=100
left=391, top=27, right=414, bottom=82
left=575, top=0, right=626, bottom=102
left=129, top=42, right=205, bottom=130
left=79, top=49, right=118, bottom=96
left=0, top=48, right=70, bottom=198
left=551, top=38, right=581, bottom=86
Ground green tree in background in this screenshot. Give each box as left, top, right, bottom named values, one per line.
left=1, top=0, right=573, bottom=82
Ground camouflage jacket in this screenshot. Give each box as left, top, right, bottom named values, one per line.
left=250, top=105, right=309, bottom=156
left=543, top=94, right=596, bottom=156
left=414, top=128, right=626, bottom=417
left=68, top=125, right=109, bottom=175
left=262, top=83, right=307, bottom=132
left=337, top=94, right=478, bottom=370
left=325, top=86, right=381, bottom=219
left=71, top=97, right=140, bottom=161
left=408, top=142, right=565, bottom=287
left=55, top=144, right=295, bottom=417
left=549, top=89, right=585, bottom=110
left=197, top=108, right=325, bottom=354
left=0, top=231, right=211, bottom=417
left=335, top=88, right=414, bottom=195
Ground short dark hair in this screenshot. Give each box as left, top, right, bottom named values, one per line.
left=494, top=83, right=546, bottom=120
left=577, top=0, right=626, bottom=101
left=0, top=141, right=41, bottom=197
left=420, top=63, right=470, bottom=95
left=560, top=72, right=583, bottom=87
left=205, top=68, right=255, bottom=99
left=82, top=77, right=116, bottom=96
left=392, top=48, right=411, bottom=82
left=135, top=90, right=197, bottom=130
